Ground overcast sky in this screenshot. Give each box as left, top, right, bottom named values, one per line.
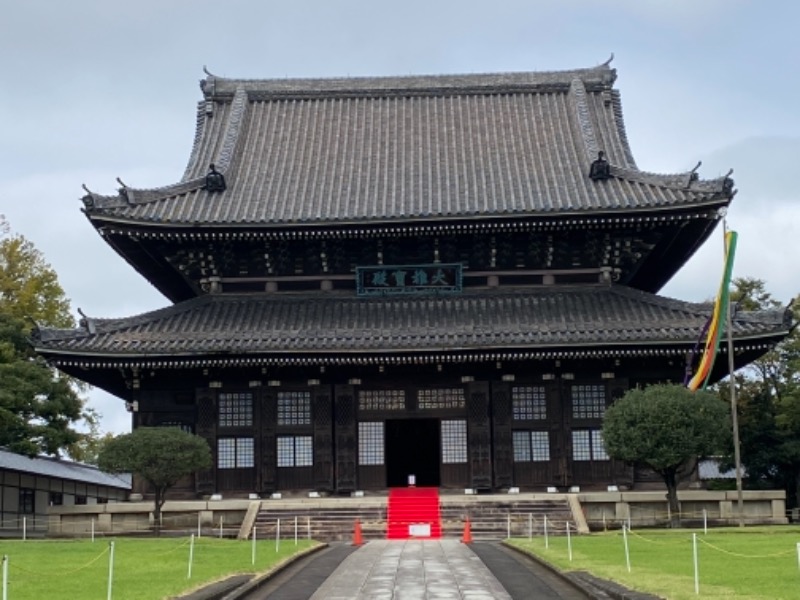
left=2, top=1, right=798, bottom=435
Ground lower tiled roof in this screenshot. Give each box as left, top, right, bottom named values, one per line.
left=0, top=448, right=131, bottom=489
left=34, top=286, right=790, bottom=358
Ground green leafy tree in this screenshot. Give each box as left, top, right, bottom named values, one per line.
left=603, top=384, right=730, bottom=527
left=98, top=427, right=212, bottom=527
left=0, top=219, right=74, bottom=328
left=0, top=217, right=96, bottom=458
left=722, top=277, right=800, bottom=505
left=0, top=313, right=83, bottom=455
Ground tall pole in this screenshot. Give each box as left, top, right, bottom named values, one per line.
left=724, top=222, right=745, bottom=526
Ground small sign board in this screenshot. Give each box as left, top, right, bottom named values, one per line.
left=409, top=523, right=431, bottom=537
left=356, top=263, right=463, bottom=296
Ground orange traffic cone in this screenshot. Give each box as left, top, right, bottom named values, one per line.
left=461, top=518, right=473, bottom=544
left=353, top=518, right=363, bottom=546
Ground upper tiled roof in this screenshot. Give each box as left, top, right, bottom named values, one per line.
left=0, top=448, right=131, bottom=489
left=81, top=63, right=734, bottom=228
left=34, top=286, right=788, bottom=359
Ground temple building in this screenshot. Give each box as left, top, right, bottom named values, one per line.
left=34, top=61, right=790, bottom=498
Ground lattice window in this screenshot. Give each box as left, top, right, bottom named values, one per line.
left=358, top=421, right=384, bottom=465
left=512, top=386, right=547, bottom=420
left=358, top=389, right=406, bottom=411
left=277, top=391, right=311, bottom=426
left=592, top=430, right=609, bottom=460
left=441, top=420, right=467, bottom=463
left=277, top=436, right=314, bottom=467
left=513, top=431, right=550, bottom=462
left=295, top=436, right=313, bottom=466
left=571, top=385, right=607, bottom=419
left=218, top=392, right=253, bottom=427
left=276, top=437, right=294, bottom=467
left=217, top=437, right=254, bottom=469
left=572, top=429, right=608, bottom=461
left=513, top=431, right=531, bottom=462
left=419, top=388, right=466, bottom=410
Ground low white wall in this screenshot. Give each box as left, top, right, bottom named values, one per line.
left=578, top=490, right=786, bottom=528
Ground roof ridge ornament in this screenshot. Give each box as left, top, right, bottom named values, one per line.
left=722, top=168, right=735, bottom=197
left=116, top=177, right=131, bottom=204
left=688, top=161, right=702, bottom=186
left=204, top=163, right=227, bottom=193
left=601, top=53, right=614, bottom=67
left=77, top=308, right=97, bottom=335
left=588, top=151, right=612, bottom=181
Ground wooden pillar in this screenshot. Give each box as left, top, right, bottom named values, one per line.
left=491, top=382, right=513, bottom=489
left=466, top=381, right=492, bottom=489
left=195, top=389, right=216, bottom=495
left=313, top=387, right=334, bottom=491
left=334, top=385, right=357, bottom=493
left=256, top=389, right=278, bottom=493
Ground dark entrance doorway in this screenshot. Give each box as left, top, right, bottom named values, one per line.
left=385, top=419, right=440, bottom=487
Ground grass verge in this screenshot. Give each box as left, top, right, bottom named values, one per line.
left=0, top=537, right=319, bottom=599
left=509, top=526, right=800, bottom=600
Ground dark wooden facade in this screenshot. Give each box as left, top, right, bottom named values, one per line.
left=115, top=356, right=711, bottom=495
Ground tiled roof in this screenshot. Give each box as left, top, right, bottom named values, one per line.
left=0, top=448, right=131, bottom=489
left=81, top=64, right=733, bottom=228
left=34, top=286, right=788, bottom=358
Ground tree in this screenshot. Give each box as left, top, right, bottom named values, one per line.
left=722, top=278, right=800, bottom=505
left=0, top=217, right=98, bottom=458
left=98, top=427, right=212, bottom=527
left=603, top=384, right=730, bottom=527
left=0, top=313, right=84, bottom=455
left=0, top=218, right=74, bottom=328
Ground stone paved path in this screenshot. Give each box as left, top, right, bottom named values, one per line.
left=309, top=539, right=512, bottom=600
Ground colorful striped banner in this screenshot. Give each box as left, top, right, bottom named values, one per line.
left=687, top=230, right=738, bottom=391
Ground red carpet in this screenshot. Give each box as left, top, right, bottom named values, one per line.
left=386, top=487, right=441, bottom=539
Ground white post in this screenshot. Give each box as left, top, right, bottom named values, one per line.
left=251, top=525, right=257, bottom=565
left=627, top=514, right=631, bottom=531
left=92, top=517, right=96, bottom=543
left=693, top=533, right=700, bottom=595
left=197, top=513, right=202, bottom=538
left=623, top=524, right=631, bottom=572
left=107, top=541, right=115, bottom=600
left=22, top=516, right=27, bottom=541
left=187, top=534, right=195, bottom=579
left=307, top=516, right=311, bottom=540
left=544, top=515, right=549, bottom=549
left=528, top=513, right=532, bottom=540
left=219, top=515, right=224, bottom=539
left=566, top=522, right=573, bottom=561
left=2, top=555, right=8, bottom=600
left=602, top=511, right=606, bottom=531
left=703, top=509, right=708, bottom=535
left=294, top=516, right=298, bottom=546
left=506, top=514, right=511, bottom=539
left=667, top=503, right=671, bottom=526
left=796, top=543, right=800, bottom=572
left=276, top=518, right=281, bottom=552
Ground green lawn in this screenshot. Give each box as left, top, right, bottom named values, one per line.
left=0, top=537, right=319, bottom=599
left=509, top=527, right=800, bottom=599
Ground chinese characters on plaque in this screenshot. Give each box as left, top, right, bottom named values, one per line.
left=356, top=263, right=463, bottom=296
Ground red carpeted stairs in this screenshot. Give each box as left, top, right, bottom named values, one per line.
left=386, top=487, right=441, bottom=539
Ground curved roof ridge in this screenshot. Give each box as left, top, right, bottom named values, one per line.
left=608, top=284, right=713, bottom=313
left=609, top=165, right=735, bottom=197
left=199, top=63, right=618, bottom=100
left=82, top=88, right=249, bottom=213
left=81, top=177, right=206, bottom=212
